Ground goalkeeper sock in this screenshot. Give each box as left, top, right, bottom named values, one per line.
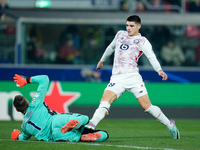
left=145, top=105, right=173, bottom=130
left=90, top=101, right=110, bottom=126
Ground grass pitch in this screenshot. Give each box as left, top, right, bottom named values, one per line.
left=0, top=119, right=200, bottom=150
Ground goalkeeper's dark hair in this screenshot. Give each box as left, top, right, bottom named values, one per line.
left=126, top=15, right=141, bottom=24
left=13, top=95, right=29, bottom=113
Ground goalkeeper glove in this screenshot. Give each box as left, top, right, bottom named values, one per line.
left=11, top=129, right=21, bottom=140
left=13, top=74, right=31, bottom=87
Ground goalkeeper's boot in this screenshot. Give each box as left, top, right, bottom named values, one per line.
left=85, top=121, right=96, bottom=130
left=81, top=131, right=109, bottom=142
left=169, top=120, right=180, bottom=139
left=61, top=119, right=79, bottom=133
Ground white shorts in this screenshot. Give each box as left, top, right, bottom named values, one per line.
left=105, top=72, right=148, bottom=98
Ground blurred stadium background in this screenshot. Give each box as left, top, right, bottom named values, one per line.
left=0, top=0, right=200, bottom=121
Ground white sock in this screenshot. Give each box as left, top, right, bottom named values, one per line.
left=90, top=101, right=110, bottom=126
left=145, top=105, right=173, bottom=130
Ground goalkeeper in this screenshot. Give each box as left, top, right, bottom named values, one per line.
left=11, top=74, right=109, bottom=142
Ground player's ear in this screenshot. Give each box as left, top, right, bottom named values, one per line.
left=137, top=24, right=141, bottom=30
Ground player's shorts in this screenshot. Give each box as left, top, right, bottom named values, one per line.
left=105, top=72, right=147, bottom=98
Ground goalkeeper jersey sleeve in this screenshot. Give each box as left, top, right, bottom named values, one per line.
left=29, top=75, right=49, bottom=107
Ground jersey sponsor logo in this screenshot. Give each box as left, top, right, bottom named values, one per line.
left=120, top=44, right=129, bottom=50
left=32, top=97, right=36, bottom=103
left=35, top=93, right=39, bottom=98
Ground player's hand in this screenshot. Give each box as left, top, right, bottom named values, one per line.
left=158, top=70, right=168, bottom=81
left=13, top=74, right=27, bottom=87
left=11, top=129, right=21, bottom=140
left=96, top=61, right=103, bottom=70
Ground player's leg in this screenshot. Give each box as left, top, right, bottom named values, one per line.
left=60, top=113, right=89, bottom=133
left=86, top=75, right=125, bottom=130
left=80, top=128, right=109, bottom=142
left=128, top=77, right=180, bottom=139
left=85, top=90, right=117, bottom=129
left=52, top=114, right=88, bottom=142
left=137, top=94, right=172, bottom=126
left=136, top=94, right=180, bottom=139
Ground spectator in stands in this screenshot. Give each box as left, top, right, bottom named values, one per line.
left=0, top=0, right=10, bottom=21
left=59, top=25, right=81, bottom=50
left=149, top=0, right=164, bottom=12
left=81, top=66, right=102, bottom=82
left=82, top=32, right=102, bottom=64
left=184, top=48, right=195, bottom=66
left=161, top=40, right=185, bottom=66
left=26, top=26, right=45, bottom=64
left=136, top=0, right=146, bottom=12
left=150, top=25, right=171, bottom=58
left=26, top=36, right=44, bottom=64
left=149, top=0, right=176, bottom=12
left=57, top=38, right=81, bottom=64
left=185, top=25, right=200, bottom=38
left=120, top=0, right=129, bottom=11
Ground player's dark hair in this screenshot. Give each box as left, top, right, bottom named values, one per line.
left=13, top=95, right=29, bottom=113
left=126, top=15, right=141, bottom=24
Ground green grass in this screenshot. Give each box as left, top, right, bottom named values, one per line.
left=0, top=119, right=200, bottom=150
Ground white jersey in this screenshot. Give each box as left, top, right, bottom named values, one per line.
left=100, top=30, right=162, bottom=75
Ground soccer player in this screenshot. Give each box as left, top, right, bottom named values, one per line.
left=11, top=74, right=108, bottom=142
left=85, top=15, right=180, bottom=139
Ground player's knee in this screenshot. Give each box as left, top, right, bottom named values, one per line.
left=83, top=115, right=90, bottom=124
left=99, top=101, right=110, bottom=116
left=80, top=115, right=90, bottom=125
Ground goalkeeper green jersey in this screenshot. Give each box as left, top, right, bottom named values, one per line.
left=18, top=75, right=89, bottom=142
left=18, top=75, right=54, bottom=141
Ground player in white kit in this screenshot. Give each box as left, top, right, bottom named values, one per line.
left=85, top=15, right=180, bottom=139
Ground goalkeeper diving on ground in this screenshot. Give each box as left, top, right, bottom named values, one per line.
left=11, top=74, right=109, bottom=142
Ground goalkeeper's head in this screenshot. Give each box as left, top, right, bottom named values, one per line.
left=13, top=95, right=29, bottom=114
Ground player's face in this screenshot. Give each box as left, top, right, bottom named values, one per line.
left=126, top=21, right=141, bottom=37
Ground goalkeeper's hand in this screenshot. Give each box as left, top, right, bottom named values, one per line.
left=13, top=74, right=30, bottom=87
left=11, top=129, right=21, bottom=140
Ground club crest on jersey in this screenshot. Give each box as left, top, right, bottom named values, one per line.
left=133, top=39, right=139, bottom=44
left=120, top=44, right=129, bottom=50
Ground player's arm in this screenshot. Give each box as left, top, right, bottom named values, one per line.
left=11, top=129, right=31, bottom=141
left=13, top=74, right=49, bottom=102
left=141, top=40, right=168, bottom=81
left=18, top=132, right=32, bottom=141
left=30, top=75, right=49, bottom=101
left=96, top=35, right=116, bottom=70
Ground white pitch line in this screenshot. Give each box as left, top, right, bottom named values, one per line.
left=0, top=139, right=182, bottom=150
left=69, top=142, right=182, bottom=150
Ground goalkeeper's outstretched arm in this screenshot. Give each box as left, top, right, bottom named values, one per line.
left=11, top=129, right=32, bottom=141
left=13, top=74, right=49, bottom=104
